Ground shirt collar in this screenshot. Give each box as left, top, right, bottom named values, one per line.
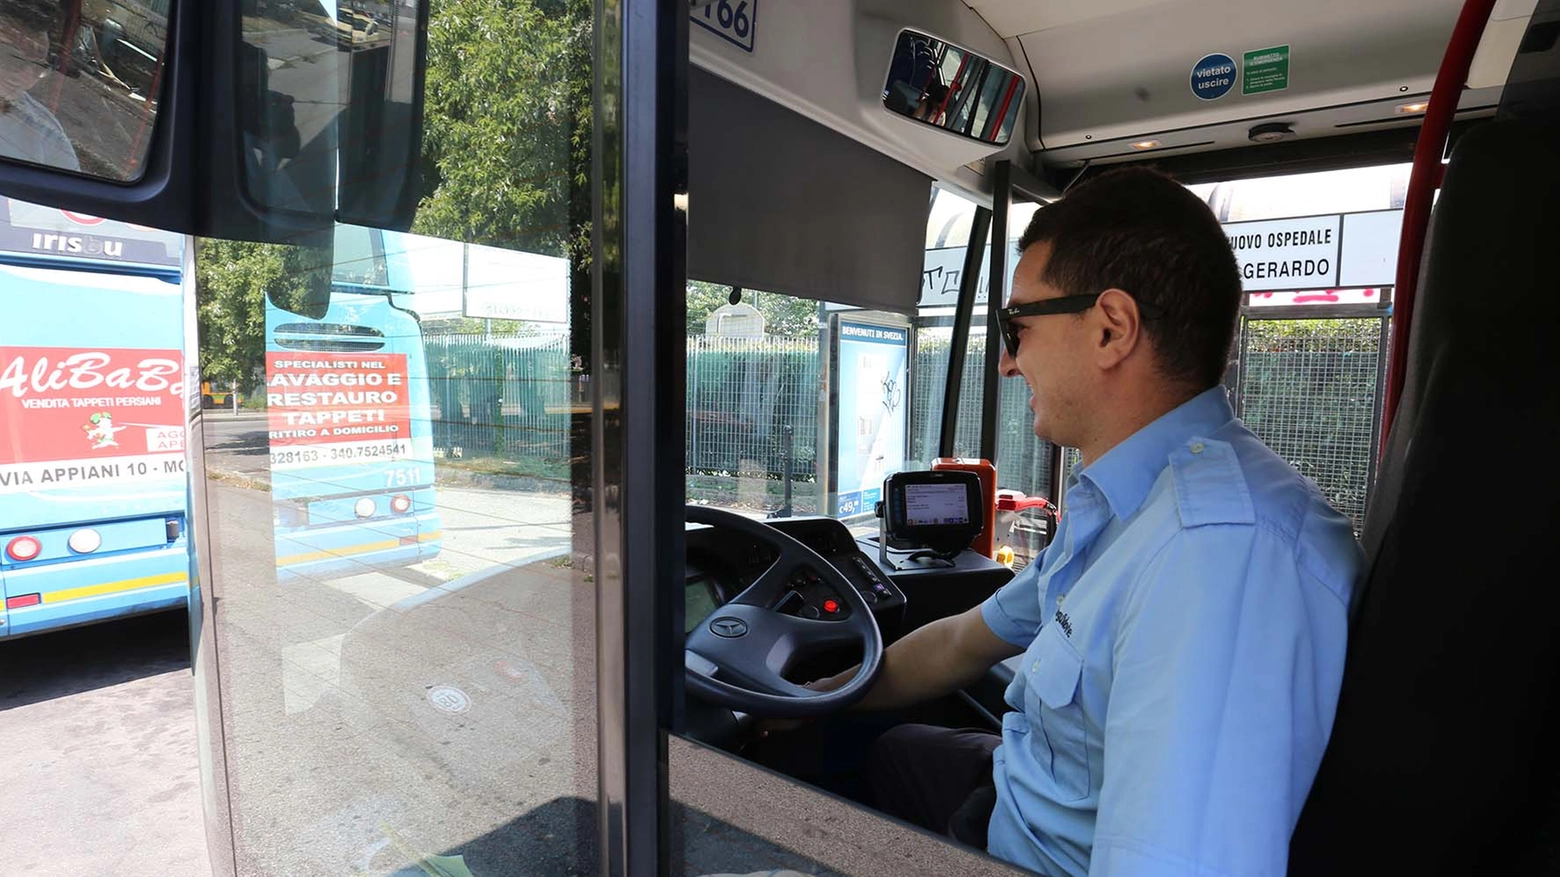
left=1075, top=386, right=1236, bottom=520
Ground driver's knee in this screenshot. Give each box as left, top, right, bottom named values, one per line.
left=866, top=724, right=1001, bottom=834
left=865, top=723, right=937, bottom=815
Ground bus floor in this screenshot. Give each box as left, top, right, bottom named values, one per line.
left=0, top=609, right=208, bottom=877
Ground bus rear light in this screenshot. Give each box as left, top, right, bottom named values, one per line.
left=354, top=498, right=378, bottom=519
left=68, top=529, right=102, bottom=554
left=5, top=593, right=41, bottom=609
left=5, top=536, right=42, bottom=562
left=391, top=495, right=412, bottom=514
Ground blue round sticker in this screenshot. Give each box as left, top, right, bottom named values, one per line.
left=1190, top=53, right=1236, bottom=101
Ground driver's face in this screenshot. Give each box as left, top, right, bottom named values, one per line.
left=0, top=8, right=50, bottom=100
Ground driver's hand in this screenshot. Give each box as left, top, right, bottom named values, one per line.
left=756, top=677, right=845, bottom=737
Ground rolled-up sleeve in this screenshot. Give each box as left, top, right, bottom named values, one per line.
left=981, top=555, right=1047, bottom=648
left=1089, top=524, right=1349, bottom=877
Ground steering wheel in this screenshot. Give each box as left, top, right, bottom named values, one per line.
left=684, top=505, right=883, bottom=718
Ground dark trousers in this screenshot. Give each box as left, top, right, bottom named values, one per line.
left=748, top=719, right=1001, bottom=850
left=867, top=723, right=1001, bottom=849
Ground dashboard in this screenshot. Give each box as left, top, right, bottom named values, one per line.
left=683, top=515, right=904, bottom=635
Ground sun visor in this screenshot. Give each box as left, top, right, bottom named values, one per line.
left=688, top=68, right=931, bottom=314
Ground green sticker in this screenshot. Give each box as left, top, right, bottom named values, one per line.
left=1243, top=45, right=1290, bottom=95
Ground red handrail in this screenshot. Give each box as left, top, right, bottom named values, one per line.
left=1381, top=0, right=1497, bottom=454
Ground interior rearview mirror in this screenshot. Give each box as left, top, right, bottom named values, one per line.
left=882, top=29, right=1025, bottom=146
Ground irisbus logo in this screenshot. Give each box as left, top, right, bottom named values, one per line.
left=31, top=232, right=124, bottom=258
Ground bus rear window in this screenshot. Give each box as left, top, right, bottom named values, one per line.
left=270, top=323, right=387, bottom=352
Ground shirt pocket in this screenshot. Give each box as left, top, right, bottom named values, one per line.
left=1024, top=623, right=1091, bottom=801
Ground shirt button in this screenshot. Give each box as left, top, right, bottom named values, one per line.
left=1190, top=441, right=1206, bottom=454
left=1032, top=662, right=1039, bottom=673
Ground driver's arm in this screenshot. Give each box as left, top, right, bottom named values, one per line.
left=816, top=604, right=1022, bottom=711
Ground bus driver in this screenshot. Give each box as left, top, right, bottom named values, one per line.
left=805, top=168, right=1365, bottom=877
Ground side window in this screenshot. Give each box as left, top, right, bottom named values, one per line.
left=990, top=199, right=1054, bottom=568
left=1185, top=163, right=1408, bottom=535
left=685, top=282, right=824, bottom=517
left=190, top=0, right=600, bottom=872
left=911, top=187, right=984, bottom=465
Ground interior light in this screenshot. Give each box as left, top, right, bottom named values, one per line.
left=1130, top=140, right=1161, bottom=150
left=1397, top=101, right=1430, bottom=114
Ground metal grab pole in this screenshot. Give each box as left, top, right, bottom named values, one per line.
left=1380, top=0, right=1496, bottom=453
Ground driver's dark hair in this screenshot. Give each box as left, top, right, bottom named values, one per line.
left=1017, top=166, right=1241, bottom=389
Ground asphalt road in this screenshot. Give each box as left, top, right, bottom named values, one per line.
left=0, top=611, right=208, bottom=877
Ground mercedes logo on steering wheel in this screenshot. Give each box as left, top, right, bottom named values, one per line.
left=709, top=616, right=748, bottom=638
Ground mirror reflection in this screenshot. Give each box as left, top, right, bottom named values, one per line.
left=0, top=0, right=169, bottom=178
left=882, top=29, right=1024, bottom=146
left=238, top=0, right=425, bottom=227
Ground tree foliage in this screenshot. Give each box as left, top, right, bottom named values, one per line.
left=686, top=281, right=820, bottom=336
left=194, top=238, right=330, bottom=388
left=413, top=0, right=591, bottom=261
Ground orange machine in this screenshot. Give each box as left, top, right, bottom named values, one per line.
left=931, top=457, right=996, bottom=557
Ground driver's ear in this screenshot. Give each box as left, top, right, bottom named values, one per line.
left=1091, top=288, right=1142, bottom=369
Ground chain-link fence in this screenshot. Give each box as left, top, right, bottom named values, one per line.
left=686, top=335, right=819, bottom=512
left=423, top=331, right=574, bottom=468
left=909, top=327, right=1054, bottom=500
left=417, top=325, right=1063, bottom=512
left=1050, top=318, right=1384, bottom=535
left=419, top=315, right=1393, bottom=533
left=1236, top=316, right=1385, bottom=534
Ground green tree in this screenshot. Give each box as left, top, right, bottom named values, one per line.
left=410, top=0, right=593, bottom=502
left=413, top=0, right=590, bottom=262
left=686, top=280, right=820, bottom=336
left=194, top=238, right=331, bottom=392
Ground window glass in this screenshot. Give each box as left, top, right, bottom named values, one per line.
left=191, top=0, right=598, bottom=871
left=686, top=281, right=824, bottom=517
left=911, top=187, right=983, bottom=466
left=1186, top=163, right=1407, bottom=535
left=989, top=199, right=1052, bottom=566
left=0, top=0, right=168, bottom=178
left=670, top=186, right=1017, bottom=876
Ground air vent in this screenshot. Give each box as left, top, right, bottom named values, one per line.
left=271, top=322, right=387, bottom=352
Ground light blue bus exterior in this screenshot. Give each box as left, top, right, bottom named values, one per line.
left=266, top=226, right=442, bottom=580
left=0, top=197, right=189, bottom=638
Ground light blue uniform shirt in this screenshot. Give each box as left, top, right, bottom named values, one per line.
left=980, top=387, right=1363, bottom=877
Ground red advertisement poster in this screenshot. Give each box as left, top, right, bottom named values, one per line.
left=266, top=352, right=412, bottom=468
left=0, top=346, right=186, bottom=493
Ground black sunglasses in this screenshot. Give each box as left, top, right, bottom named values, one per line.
left=996, top=293, right=1161, bottom=357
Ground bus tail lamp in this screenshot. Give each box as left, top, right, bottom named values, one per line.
left=5, top=593, right=41, bottom=609
left=68, top=529, right=102, bottom=554
left=391, top=495, right=412, bottom=514
left=5, top=536, right=42, bottom=562
left=354, top=498, right=378, bottom=519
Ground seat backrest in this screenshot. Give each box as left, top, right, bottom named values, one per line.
left=1288, top=117, right=1560, bottom=874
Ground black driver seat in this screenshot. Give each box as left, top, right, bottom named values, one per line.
left=1286, top=112, right=1560, bottom=873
